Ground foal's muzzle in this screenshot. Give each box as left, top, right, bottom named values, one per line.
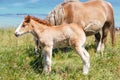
left=14, top=32, right=20, bottom=37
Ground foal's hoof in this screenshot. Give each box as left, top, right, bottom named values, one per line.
left=83, top=69, right=89, bottom=75
left=43, top=70, right=51, bottom=75
left=34, top=50, right=39, bottom=57
left=34, top=48, right=39, bottom=53
left=83, top=63, right=90, bottom=75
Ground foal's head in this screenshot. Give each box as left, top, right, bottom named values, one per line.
left=15, top=15, right=33, bottom=37
left=15, top=15, right=52, bottom=37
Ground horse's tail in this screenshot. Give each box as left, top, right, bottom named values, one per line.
left=106, top=1, right=115, bottom=47
left=110, top=19, right=115, bottom=46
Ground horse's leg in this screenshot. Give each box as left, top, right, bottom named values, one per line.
left=95, top=32, right=101, bottom=52
left=95, top=32, right=101, bottom=46
left=100, top=22, right=110, bottom=52
left=42, top=46, right=53, bottom=74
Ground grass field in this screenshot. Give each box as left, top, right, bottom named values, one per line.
left=0, top=28, right=120, bottom=80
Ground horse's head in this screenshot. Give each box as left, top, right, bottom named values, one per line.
left=15, top=15, right=33, bottom=37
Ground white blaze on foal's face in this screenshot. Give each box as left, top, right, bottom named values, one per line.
left=15, top=20, right=25, bottom=36
left=15, top=18, right=31, bottom=37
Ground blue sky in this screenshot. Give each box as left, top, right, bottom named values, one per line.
left=0, top=0, right=119, bottom=27
left=0, top=0, right=119, bottom=14
left=0, top=0, right=63, bottom=14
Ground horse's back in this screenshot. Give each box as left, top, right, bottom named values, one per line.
left=63, top=0, right=107, bottom=21
left=62, top=0, right=112, bottom=35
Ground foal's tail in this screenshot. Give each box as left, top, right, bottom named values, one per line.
left=110, top=19, right=115, bottom=47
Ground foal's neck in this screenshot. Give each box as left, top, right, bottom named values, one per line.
left=31, top=19, right=50, bottom=38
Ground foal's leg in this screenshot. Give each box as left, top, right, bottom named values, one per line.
left=42, top=46, right=52, bottom=74
left=82, top=47, right=90, bottom=75
left=72, top=36, right=90, bottom=75
left=75, top=45, right=90, bottom=75
left=34, top=37, right=39, bottom=54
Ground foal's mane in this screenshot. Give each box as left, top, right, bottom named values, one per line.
left=25, top=15, right=52, bottom=26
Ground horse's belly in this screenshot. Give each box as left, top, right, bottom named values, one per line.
left=84, top=20, right=103, bottom=36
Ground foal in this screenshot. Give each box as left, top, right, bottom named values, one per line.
left=15, top=15, right=90, bottom=75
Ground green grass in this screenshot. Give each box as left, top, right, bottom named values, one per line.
left=0, top=28, right=120, bottom=80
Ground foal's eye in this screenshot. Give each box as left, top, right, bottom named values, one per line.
left=22, top=25, right=26, bottom=28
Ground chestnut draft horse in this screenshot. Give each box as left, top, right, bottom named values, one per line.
left=45, top=0, right=115, bottom=53
left=15, top=15, right=90, bottom=75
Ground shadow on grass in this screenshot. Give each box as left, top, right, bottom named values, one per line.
left=29, top=55, right=44, bottom=74
left=25, top=46, right=44, bottom=73
left=85, top=43, right=96, bottom=52
left=52, top=47, right=72, bottom=57
left=25, top=46, right=73, bottom=74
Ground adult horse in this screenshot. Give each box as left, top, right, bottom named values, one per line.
left=15, top=15, right=90, bottom=75
left=45, top=0, right=115, bottom=53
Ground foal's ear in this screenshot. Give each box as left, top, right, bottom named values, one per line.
left=27, top=15, right=30, bottom=18
left=24, top=15, right=30, bottom=23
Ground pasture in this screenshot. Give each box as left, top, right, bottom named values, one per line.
left=0, top=28, right=120, bottom=80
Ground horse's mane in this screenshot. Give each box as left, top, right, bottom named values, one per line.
left=25, top=15, right=52, bottom=26
left=45, top=4, right=64, bottom=25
